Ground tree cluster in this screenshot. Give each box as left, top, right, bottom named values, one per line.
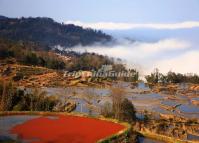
left=145, top=68, right=199, bottom=84
left=0, top=81, right=58, bottom=111
left=0, top=39, right=65, bottom=69
left=101, top=88, right=136, bottom=122
left=0, top=16, right=112, bottom=47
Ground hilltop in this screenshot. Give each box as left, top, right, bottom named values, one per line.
left=0, top=16, right=112, bottom=48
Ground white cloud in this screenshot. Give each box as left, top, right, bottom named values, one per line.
left=71, top=39, right=190, bottom=59
left=69, top=39, right=192, bottom=75
left=64, top=21, right=199, bottom=30
left=154, top=51, right=199, bottom=74
left=131, top=39, right=190, bottom=54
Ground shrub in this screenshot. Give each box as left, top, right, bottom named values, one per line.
left=12, top=72, right=24, bottom=81
left=0, top=81, right=59, bottom=111
left=101, top=93, right=136, bottom=122
left=101, top=101, right=113, bottom=118
left=120, top=98, right=136, bottom=122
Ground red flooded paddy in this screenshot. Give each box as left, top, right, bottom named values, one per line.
left=11, top=115, right=125, bottom=143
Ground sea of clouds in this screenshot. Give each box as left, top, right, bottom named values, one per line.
left=64, top=21, right=199, bottom=76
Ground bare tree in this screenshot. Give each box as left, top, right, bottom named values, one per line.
left=101, top=101, right=113, bottom=117
left=111, top=87, right=125, bottom=120
left=83, top=88, right=99, bottom=115
left=31, top=88, right=47, bottom=111
left=62, top=87, right=73, bottom=103
left=0, top=81, right=13, bottom=111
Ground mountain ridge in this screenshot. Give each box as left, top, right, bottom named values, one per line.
left=0, top=16, right=112, bottom=48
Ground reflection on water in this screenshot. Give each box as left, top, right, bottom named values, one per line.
left=138, top=137, right=165, bottom=143
left=133, top=93, right=163, bottom=100
left=74, top=98, right=90, bottom=113
left=161, top=101, right=177, bottom=106
left=0, top=115, right=59, bottom=142
left=39, top=84, right=199, bottom=119
left=177, top=104, right=199, bottom=113
left=192, top=97, right=199, bottom=101
left=42, top=87, right=111, bottom=96
left=25, top=82, right=199, bottom=119
left=187, top=134, right=199, bottom=141
left=36, top=87, right=111, bottom=115
left=152, top=107, right=172, bottom=114
left=137, top=82, right=150, bottom=90
left=0, top=115, right=41, bottom=142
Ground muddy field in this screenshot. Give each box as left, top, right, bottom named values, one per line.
left=0, top=115, right=125, bottom=143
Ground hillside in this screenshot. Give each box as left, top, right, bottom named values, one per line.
left=0, top=38, right=120, bottom=71
left=0, top=15, right=8, bottom=20
left=0, top=16, right=112, bottom=48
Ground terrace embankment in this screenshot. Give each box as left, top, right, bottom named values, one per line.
left=133, top=117, right=199, bottom=143
left=0, top=64, right=112, bottom=88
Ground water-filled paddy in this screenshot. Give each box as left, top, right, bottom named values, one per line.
left=178, top=104, right=199, bottom=113
left=187, top=134, right=199, bottom=141
left=28, top=82, right=199, bottom=120
left=192, top=97, right=199, bottom=101
left=138, top=137, right=165, bottom=143
left=0, top=115, right=41, bottom=142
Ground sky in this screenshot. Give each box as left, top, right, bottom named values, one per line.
left=0, top=0, right=199, bottom=75
left=1, top=0, right=199, bottom=23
